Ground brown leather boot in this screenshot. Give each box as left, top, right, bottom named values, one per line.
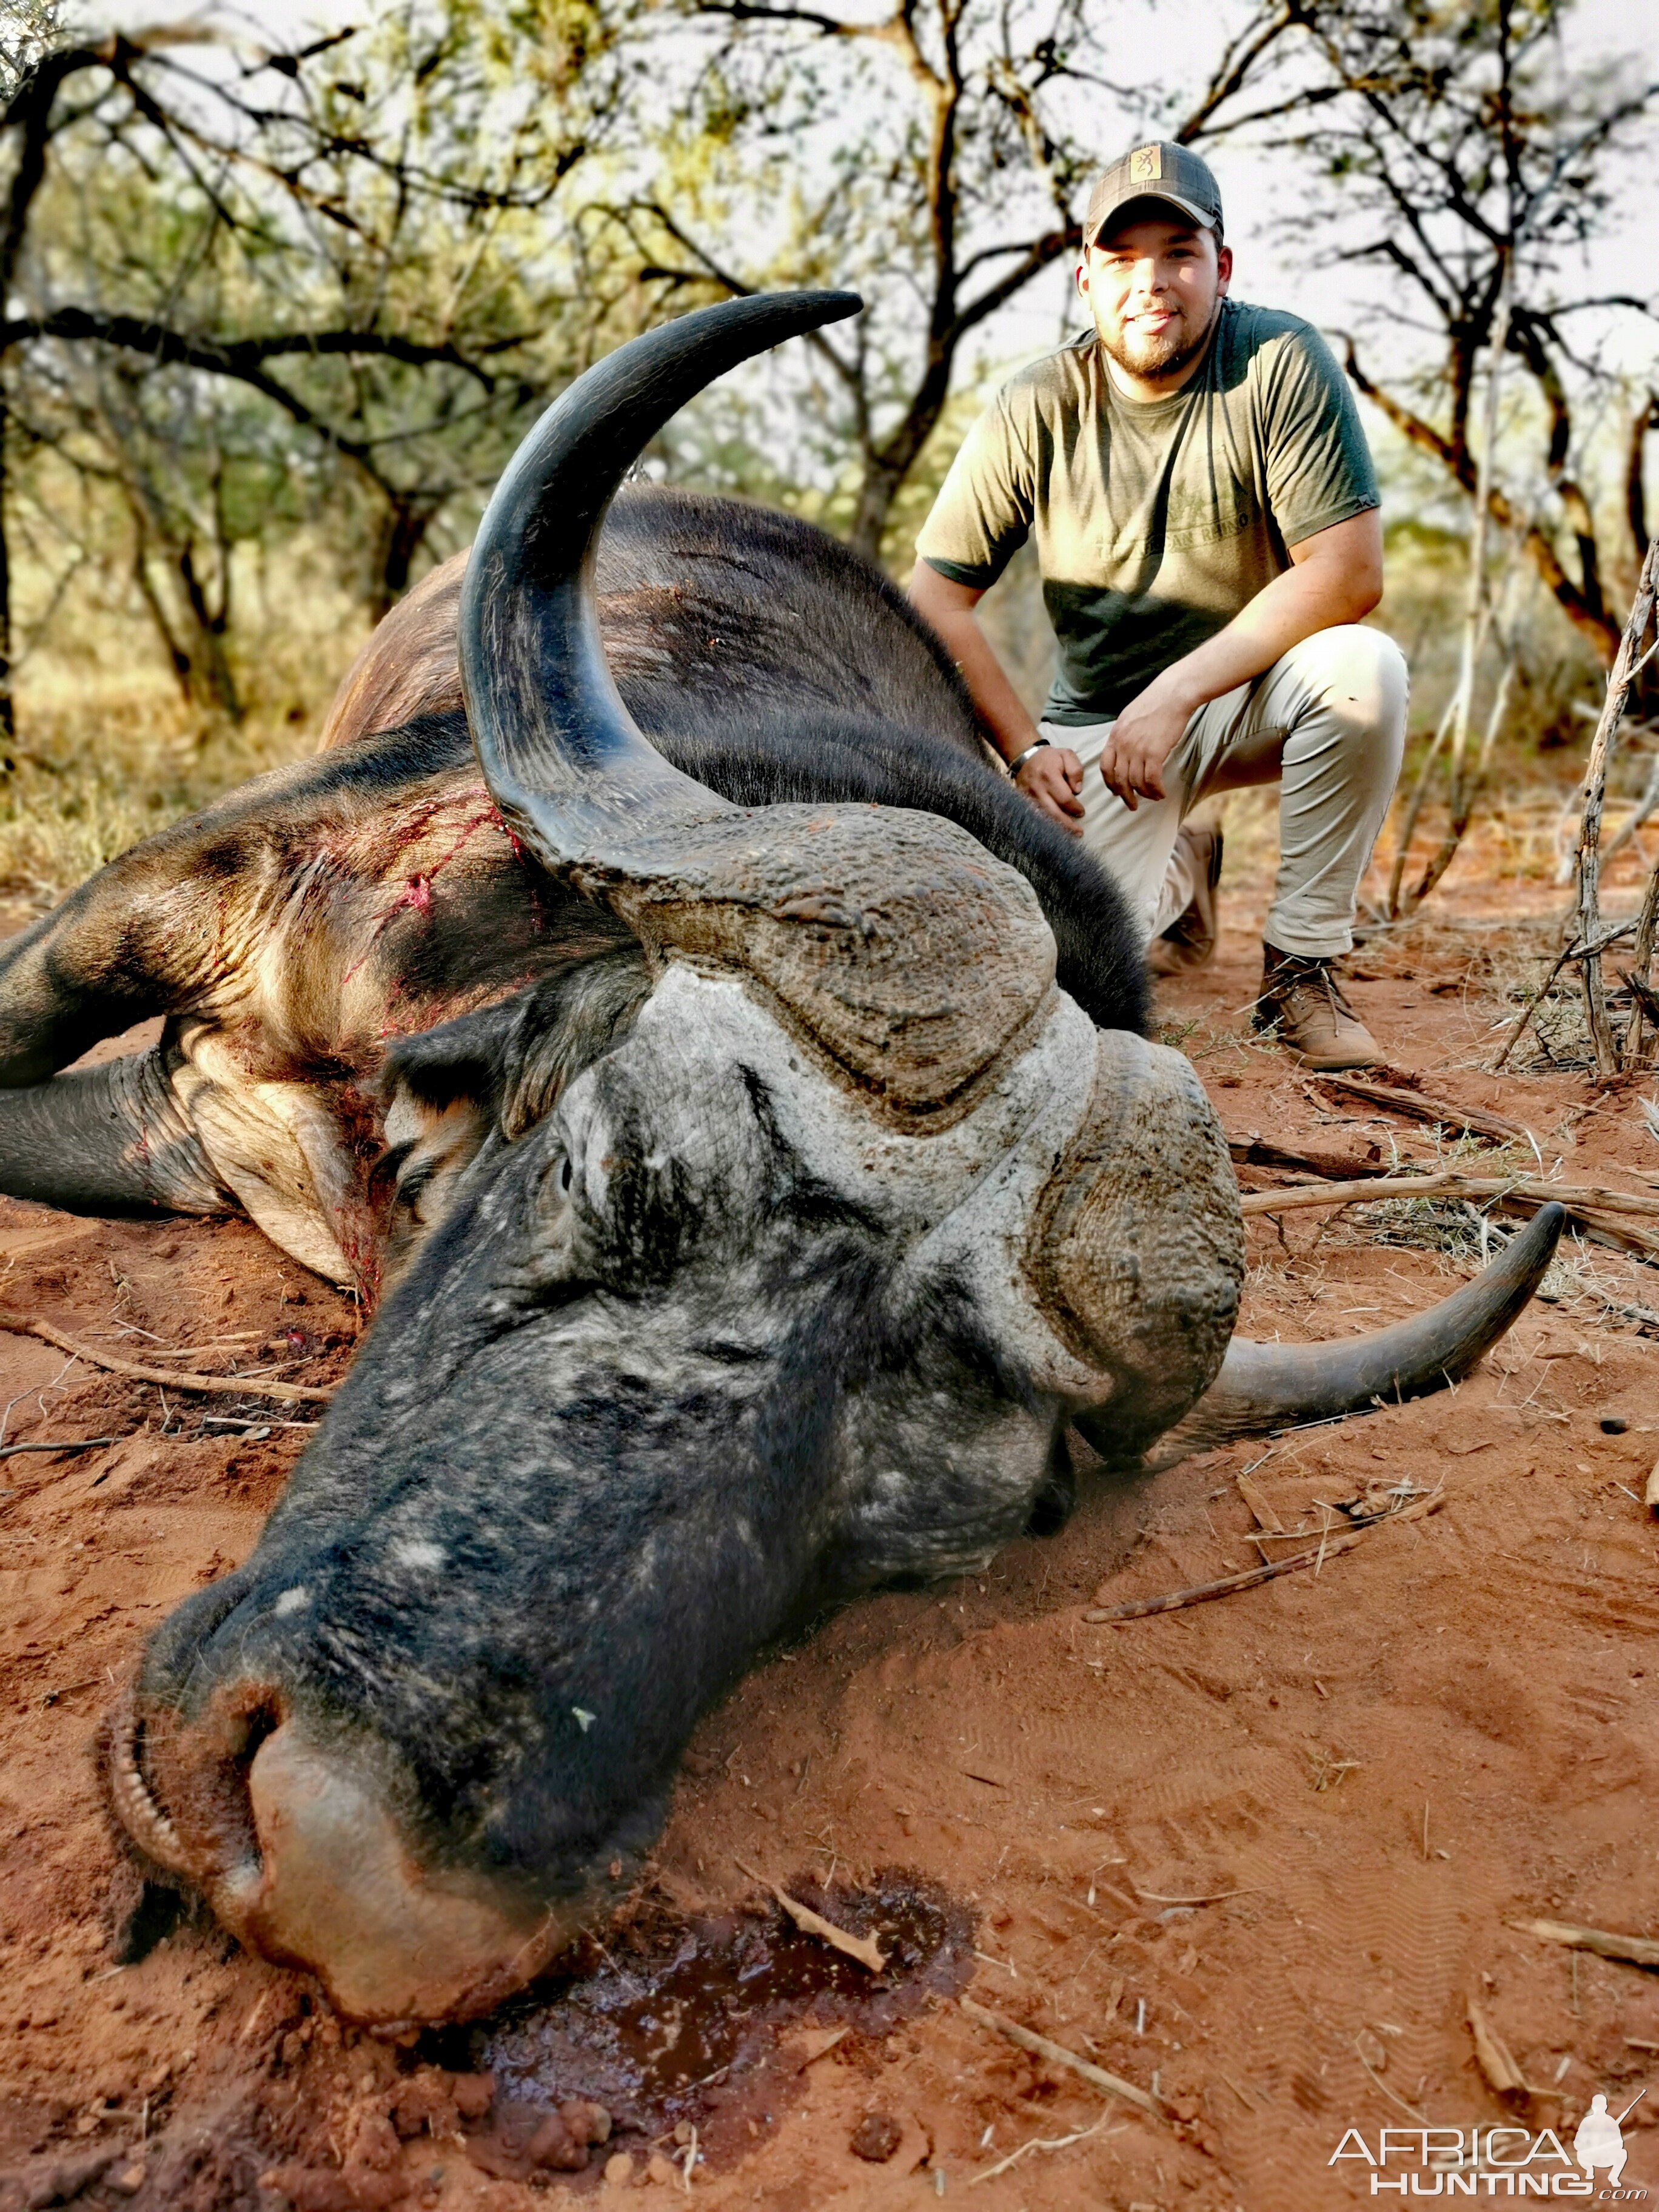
left=1147, top=823, right=1224, bottom=977
left=1252, top=944, right=1382, bottom=1070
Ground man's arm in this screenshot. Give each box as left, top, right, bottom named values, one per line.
left=1098, top=508, right=1383, bottom=808
left=908, top=563, right=1085, bottom=831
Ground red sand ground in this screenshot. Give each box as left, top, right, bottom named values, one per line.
left=1, top=860, right=1657, bottom=2212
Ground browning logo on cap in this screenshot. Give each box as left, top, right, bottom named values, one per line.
left=1083, top=139, right=1224, bottom=248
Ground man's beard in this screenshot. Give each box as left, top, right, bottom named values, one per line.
left=1101, top=298, right=1219, bottom=384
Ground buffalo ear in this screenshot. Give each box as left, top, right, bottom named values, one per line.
left=379, top=996, right=525, bottom=1128
left=490, top=948, right=653, bottom=1141
left=378, top=947, right=654, bottom=1145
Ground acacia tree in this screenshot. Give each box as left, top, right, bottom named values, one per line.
left=599, top=0, right=1315, bottom=562
left=0, top=4, right=615, bottom=729
left=1289, top=0, right=1658, bottom=669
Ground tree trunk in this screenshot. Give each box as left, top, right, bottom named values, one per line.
left=372, top=498, right=436, bottom=620
left=847, top=355, right=955, bottom=568
left=176, top=545, right=240, bottom=723
left=848, top=455, right=910, bottom=567
left=131, top=540, right=193, bottom=703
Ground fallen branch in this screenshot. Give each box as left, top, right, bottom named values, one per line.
left=734, top=1859, right=886, bottom=1972
left=1082, top=1491, right=1446, bottom=1624
left=0, top=1318, right=337, bottom=1404
left=1229, top=1133, right=1386, bottom=1181
left=1241, top=1170, right=1463, bottom=1216
left=1467, top=1996, right=1530, bottom=2096
left=1238, top=1170, right=1659, bottom=1256
left=1236, top=1472, right=1284, bottom=1530
left=957, top=1995, right=1167, bottom=2119
left=1511, top=1918, right=1659, bottom=1969
left=1313, top=1074, right=1530, bottom=1145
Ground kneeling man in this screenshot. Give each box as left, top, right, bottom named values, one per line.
left=911, top=140, right=1406, bottom=1070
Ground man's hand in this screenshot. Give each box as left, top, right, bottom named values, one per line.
left=908, top=566, right=1088, bottom=833
left=1017, top=745, right=1085, bottom=833
left=1098, top=679, right=1193, bottom=809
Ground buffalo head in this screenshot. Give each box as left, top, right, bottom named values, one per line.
left=109, top=293, right=1558, bottom=2026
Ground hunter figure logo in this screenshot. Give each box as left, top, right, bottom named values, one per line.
left=1128, top=143, right=1162, bottom=183
left=1577, top=2096, right=1635, bottom=2189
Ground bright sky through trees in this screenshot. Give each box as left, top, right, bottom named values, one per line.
left=91, top=0, right=1655, bottom=384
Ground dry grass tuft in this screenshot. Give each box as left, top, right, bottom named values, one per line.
left=1, top=542, right=368, bottom=912
left=2, top=677, right=337, bottom=914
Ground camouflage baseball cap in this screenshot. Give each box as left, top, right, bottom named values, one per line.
left=1082, top=141, right=1224, bottom=248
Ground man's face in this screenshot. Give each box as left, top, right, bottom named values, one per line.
left=1077, top=215, right=1232, bottom=386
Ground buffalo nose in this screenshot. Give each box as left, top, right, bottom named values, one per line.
left=217, top=1720, right=569, bottom=2025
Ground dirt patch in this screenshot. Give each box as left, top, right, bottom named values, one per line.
left=1, top=881, right=1658, bottom=2210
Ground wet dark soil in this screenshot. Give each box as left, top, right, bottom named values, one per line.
left=430, top=1872, right=974, bottom=2186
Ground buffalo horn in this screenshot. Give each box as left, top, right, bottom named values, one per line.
left=1108, top=1201, right=1564, bottom=1469
left=459, top=291, right=861, bottom=871
left=455, top=291, right=1065, bottom=1125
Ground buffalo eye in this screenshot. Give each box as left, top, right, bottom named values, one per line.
left=367, top=1139, right=415, bottom=1213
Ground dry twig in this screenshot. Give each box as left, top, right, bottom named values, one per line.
left=968, top=2114, right=1115, bottom=2185
left=957, top=1995, right=1167, bottom=2119
left=1313, top=1073, right=1530, bottom=1145
left=1, top=1318, right=337, bottom=1404
left=1466, top=1997, right=1529, bottom=2096
left=1570, top=536, right=1659, bottom=1076
left=1493, top=919, right=1637, bottom=1070
left=1083, top=1492, right=1445, bottom=1624
left=0, top=1434, right=113, bottom=1460
left=1511, top=1919, right=1659, bottom=1969
left=734, top=1860, right=886, bottom=1972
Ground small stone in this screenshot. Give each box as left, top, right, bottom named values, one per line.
left=673, top=2122, right=694, bottom=2147
left=850, top=2113, right=903, bottom=2163
left=108, top=2163, right=146, bottom=2197
left=605, top=2151, right=635, bottom=2187
left=527, top=2111, right=586, bottom=2171
left=646, top=2151, right=677, bottom=2185
left=451, top=2071, right=495, bottom=2120
left=561, top=2099, right=612, bottom=2146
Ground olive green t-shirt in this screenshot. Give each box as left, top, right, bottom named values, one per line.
left=915, top=300, right=1380, bottom=725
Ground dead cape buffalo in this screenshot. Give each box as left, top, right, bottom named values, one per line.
left=0, top=292, right=1557, bottom=2027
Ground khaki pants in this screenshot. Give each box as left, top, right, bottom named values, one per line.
left=1042, top=625, right=1408, bottom=960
